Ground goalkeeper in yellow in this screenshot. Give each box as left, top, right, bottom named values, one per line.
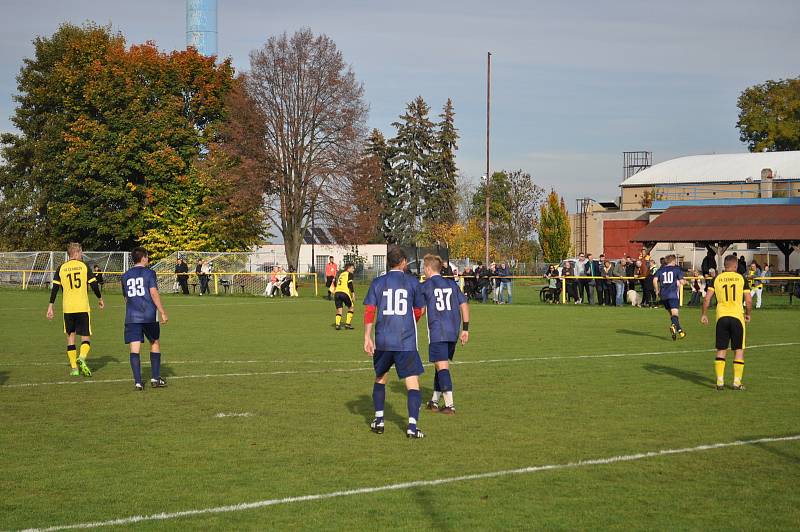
left=46, top=243, right=105, bottom=377
left=701, top=254, right=752, bottom=390
left=334, top=262, right=356, bottom=330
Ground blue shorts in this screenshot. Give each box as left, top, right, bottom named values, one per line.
left=124, top=322, right=160, bottom=344
left=373, top=350, right=424, bottom=379
left=429, top=341, right=456, bottom=362
left=662, top=298, right=680, bottom=311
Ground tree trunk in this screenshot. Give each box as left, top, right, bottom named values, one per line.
left=283, top=223, right=304, bottom=272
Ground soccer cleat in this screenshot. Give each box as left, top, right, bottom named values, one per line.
left=77, top=358, right=92, bottom=377
left=134, top=383, right=144, bottom=391
left=70, top=369, right=80, bottom=377
left=678, top=329, right=686, bottom=339
left=425, top=400, right=440, bottom=412
left=669, top=324, right=677, bottom=341
left=150, top=377, right=167, bottom=388
left=344, top=324, right=354, bottom=330
left=439, top=406, right=456, bottom=416
left=370, top=419, right=385, bottom=434
left=334, top=324, right=341, bottom=331
left=406, top=428, right=425, bottom=439
left=715, top=384, right=725, bottom=391
left=732, top=383, right=746, bottom=391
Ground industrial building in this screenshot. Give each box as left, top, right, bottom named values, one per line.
left=571, top=151, right=800, bottom=270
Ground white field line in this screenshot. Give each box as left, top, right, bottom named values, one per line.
left=2, top=342, right=798, bottom=389
left=214, top=412, right=253, bottom=418
left=22, top=434, right=800, bottom=532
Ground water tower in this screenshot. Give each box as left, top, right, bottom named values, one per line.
left=186, top=0, right=217, bottom=57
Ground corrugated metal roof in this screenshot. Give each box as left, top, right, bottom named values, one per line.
left=631, top=205, right=800, bottom=243
left=621, top=151, right=800, bottom=187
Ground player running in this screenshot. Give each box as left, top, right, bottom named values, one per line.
left=363, top=246, right=426, bottom=438
left=701, top=254, right=752, bottom=391
left=653, top=254, right=686, bottom=340
left=121, top=247, right=169, bottom=391
left=46, top=242, right=105, bottom=377
left=334, top=262, right=356, bottom=330
left=419, top=254, right=469, bottom=415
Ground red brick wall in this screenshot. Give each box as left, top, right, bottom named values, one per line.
left=603, top=220, right=648, bottom=258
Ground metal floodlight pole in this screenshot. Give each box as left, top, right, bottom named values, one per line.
left=485, top=51, right=492, bottom=266
left=310, top=203, right=315, bottom=274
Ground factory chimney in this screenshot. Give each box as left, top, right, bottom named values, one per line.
left=186, top=0, right=217, bottom=57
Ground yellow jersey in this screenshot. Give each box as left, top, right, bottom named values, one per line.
left=52, top=260, right=97, bottom=314
left=334, top=270, right=354, bottom=295
left=711, top=271, right=750, bottom=323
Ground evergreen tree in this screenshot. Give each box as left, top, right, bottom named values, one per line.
left=424, top=98, right=459, bottom=225
left=539, top=190, right=572, bottom=263
left=389, top=96, right=435, bottom=244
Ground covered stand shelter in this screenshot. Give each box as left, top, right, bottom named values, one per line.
left=631, top=205, right=800, bottom=271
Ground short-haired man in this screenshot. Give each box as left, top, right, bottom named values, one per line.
left=46, top=242, right=105, bottom=377
left=653, top=254, right=686, bottom=340
left=333, top=262, right=356, bottom=330
left=419, top=254, right=469, bottom=414
left=363, top=246, right=426, bottom=438
left=122, top=247, right=169, bottom=391
left=701, top=255, right=752, bottom=390
left=325, top=256, right=338, bottom=300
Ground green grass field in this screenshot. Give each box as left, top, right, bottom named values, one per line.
left=1, top=286, right=799, bottom=531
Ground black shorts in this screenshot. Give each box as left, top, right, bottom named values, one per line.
left=63, top=312, right=91, bottom=336
left=326, top=276, right=335, bottom=288
left=334, top=292, right=353, bottom=309
left=716, top=316, right=745, bottom=350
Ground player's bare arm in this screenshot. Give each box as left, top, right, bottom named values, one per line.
left=744, top=291, right=752, bottom=323
left=700, top=287, right=715, bottom=325
left=149, top=286, right=169, bottom=324
left=363, top=321, right=375, bottom=356
left=459, top=301, right=470, bottom=345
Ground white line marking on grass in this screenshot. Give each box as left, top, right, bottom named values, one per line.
left=2, top=343, right=797, bottom=389
left=22, top=434, right=800, bottom=531
left=214, top=412, right=253, bottom=418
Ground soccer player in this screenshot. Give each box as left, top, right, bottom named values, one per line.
left=653, top=254, right=686, bottom=340
left=334, top=262, right=356, bottom=330
left=121, top=247, right=169, bottom=391
left=419, top=254, right=469, bottom=415
left=701, top=254, right=752, bottom=390
left=325, top=256, right=338, bottom=300
left=363, top=246, right=426, bottom=438
left=46, top=243, right=105, bottom=377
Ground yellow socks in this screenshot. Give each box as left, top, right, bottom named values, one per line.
left=67, top=345, right=78, bottom=369
left=714, top=357, right=726, bottom=385
left=346, top=311, right=354, bottom=325
left=733, top=360, right=745, bottom=385
left=335, top=314, right=342, bottom=326
left=80, top=341, right=91, bottom=361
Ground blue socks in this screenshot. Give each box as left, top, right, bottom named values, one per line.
left=130, top=353, right=142, bottom=385
left=433, top=371, right=441, bottom=392
left=407, top=389, right=421, bottom=431
left=373, top=382, right=385, bottom=421
left=437, top=369, right=453, bottom=392
left=150, top=352, right=161, bottom=380
left=671, top=315, right=681, bottom=330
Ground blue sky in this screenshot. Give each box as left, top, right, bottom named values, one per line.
left=1, top=0, right=798, bottom=208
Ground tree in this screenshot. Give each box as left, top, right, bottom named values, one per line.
left=504, top=170, right=545, bottom=262
left=737, top=77, right=800, bottom=152
left=539, top=190, right=572, bottom=263
left=0, top=22, right=250, bottom=254
left=389, top=96, right=436, bottom=243
left=244, top=28, right=368, bottom=270
left=425, top=98, right=459, bottom=225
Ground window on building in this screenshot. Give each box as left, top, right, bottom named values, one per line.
left=372, top=255, right=386, bottom=273
left=315, top=255, right=329, bottom=274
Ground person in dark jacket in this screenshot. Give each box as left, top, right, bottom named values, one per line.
left=586, top=253, right=600, bottom=305
left=175, top=258, right=190, bottom=294
left=736, top=253, right=747, bottom=275
left=701, top=250, right=717, bottom=276
left=441, top=260, right=454, bottom=278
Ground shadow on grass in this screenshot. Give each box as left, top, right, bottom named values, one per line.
left=0, top=371, right=8, bottom=385
left=414, top=488, right=453, bottom=531
left=642, top=363, right=716, bottom=388
left=617, top=328, right=670, bottom=341
left=750, top=436, right=800, bottom=465
left=346, top=393, right=406, bottom=432
left=88, top=355, right=119, bottom=373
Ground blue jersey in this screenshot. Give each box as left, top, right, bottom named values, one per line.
left=121, top=266, right=158, bottom=324
left=364, top=270, right=424, bottom=351
left=655, top=265, right=684, bottom=300
left=420, top=275, right=466, bottom=343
